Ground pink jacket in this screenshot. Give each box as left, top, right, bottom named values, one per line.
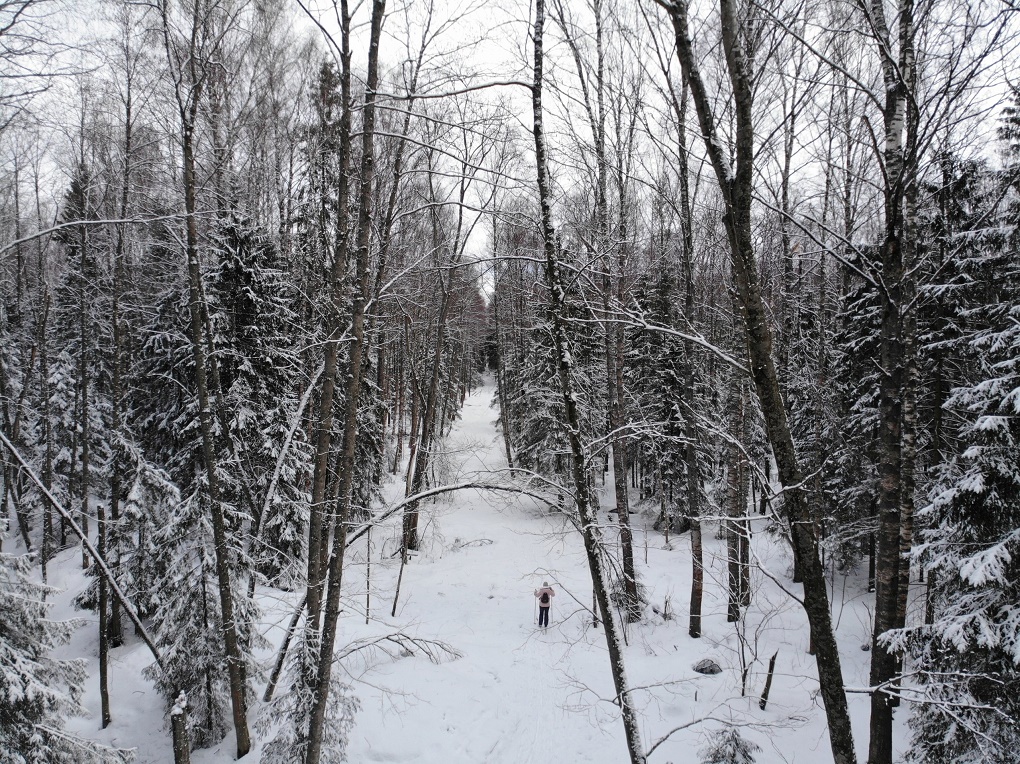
left=535, top=587, right=555, bottom=608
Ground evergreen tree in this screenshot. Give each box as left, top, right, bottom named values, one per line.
left=52, top=162, right=113, bottom=501
left=893, top=103, right=1020, bottom=763
left=626, top=264, right=693, bottom=531
left=823, top=275, right=881, bottom=571
left=897, top=276, right=1020, bottom=762
left=207, top=212, right=309, bottom=585
left=257, top=634, right=359, bottom=764
left=699, top=725, right=760, bottom=764
left=137, top=280, right=263, bottom=749
left=0, top=553, right=132, bottom=763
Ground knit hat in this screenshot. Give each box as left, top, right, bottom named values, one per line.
left=543, top=581, right=549, bottom=587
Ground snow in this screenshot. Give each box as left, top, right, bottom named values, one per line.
left=38, top=376, right=906, bottom=764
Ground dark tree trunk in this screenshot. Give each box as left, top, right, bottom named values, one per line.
left=108, top=64, right=133, bottom=649
left=492, top=258, right=516, bottom=473
left=658, top=2, right=857, bottom=761
left=171, top=694, right=191, bottom=764
left=402, top=289, right=450, bottom=552
left=181, top=124, right=251, bottom=758
left=304, top=3, right=386, bottom=762
left=675, top=81, right=703, bottom=640
left=304, top=16, right=355, bottom=634
left=98, top=498, right=111, bottom=728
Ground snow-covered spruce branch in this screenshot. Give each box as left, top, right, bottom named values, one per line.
left=845, top=678, right=1009, bottom=751
left=0, top=428, right=165, bottom=673
left=33, top=724, right=134, bottom=764
left=846, top=672, right=1010, bottom=716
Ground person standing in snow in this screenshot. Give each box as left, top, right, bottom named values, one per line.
left=534, top=582, right=555, bottom=628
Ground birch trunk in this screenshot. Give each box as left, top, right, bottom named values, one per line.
left=532, top=3, right=645, bottom=760
left=863, top=0, right=915, bottom=759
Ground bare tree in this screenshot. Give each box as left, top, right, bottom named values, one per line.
left=652, top=1, right=857, bottom=761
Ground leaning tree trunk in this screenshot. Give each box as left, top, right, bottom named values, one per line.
left=657, top=1, right=857, bottom=761
left=532, top=2, right=645, bottom=761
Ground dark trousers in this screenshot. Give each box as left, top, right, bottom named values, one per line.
left=538, top=606, right=550, bottom=627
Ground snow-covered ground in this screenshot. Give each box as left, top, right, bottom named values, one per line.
left=45, top=376, right=908, bottom=763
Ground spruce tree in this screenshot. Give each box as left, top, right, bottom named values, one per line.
left=0, top=553, right=132, bottom=763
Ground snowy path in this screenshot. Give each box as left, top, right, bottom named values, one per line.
left=339, top=378, right=630, bottom=763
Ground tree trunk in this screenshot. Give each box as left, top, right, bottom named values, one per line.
left=108, top=61, right=133, bottom=649
left=492, top=258, right=515, bottom=473
left=304, top=3, right=385, bottom=762
left=726, top=370, right=745, bottom=623
left=98, top=498, right=111, bottom=728
left=181, top=110, right=251, bottom=761
left=402, top=287, right=451, bottom=552
left=675, top=80, right=703, bottom=640
left=532, top=3, right=645, bottom=761
left=393, top=333, right=405, bottom=474
left=865, top=0, right=915, bottom=759
left=171, top=694, right=191, bottom=764
left=304, top=16, right=355, bottom=634
left=40, top=294, right=53, bottom=580
left=659, top=2, right=857, bottom=761
left=78, top=221, right=90, bottom=571
left=607, top=315, right=639, bottom=620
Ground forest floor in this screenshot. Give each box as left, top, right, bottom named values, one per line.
left=47, top=375, right=910, bottom=763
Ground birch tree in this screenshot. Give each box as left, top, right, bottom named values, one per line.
left=532, top=0, right=645, bottom=760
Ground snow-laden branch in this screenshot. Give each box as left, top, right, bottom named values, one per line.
left=335, top=633, right=461, bottom=665
left=343, top=474, right=559, bottom=548
left=0, top=212, right=213, bottom=257
left=375, top=79, right=533, bottom=102
left=253, top=364, right=324, bottom=540
left=579, top=310, right=751, bottom=376
left=644, top=715, right=732, bottom=759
